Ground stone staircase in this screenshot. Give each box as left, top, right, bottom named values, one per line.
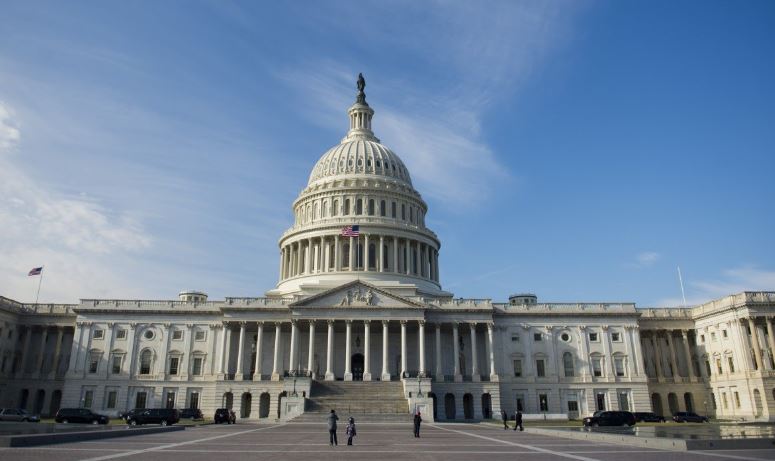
left=291, top=380, right=411, bottom=423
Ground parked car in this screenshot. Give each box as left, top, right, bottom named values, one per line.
left=672, top=411, right=709, bottom=423
left=633, top=412, right=666, bottom=423
left=583, top=411, right=636, bottom=427
left=126, top=408, right=180, bottom=426
left=0, top=408, right=41, bottom=422
left=179, top=408, right=203, bottom=420
left=214, top=408, right=236, bottom=424
left=119, top=409, right=140, bottom=421
left=55, top=408, right=109, bottom=424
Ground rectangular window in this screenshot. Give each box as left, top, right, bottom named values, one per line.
left=513, top=359, right=522, bottom=377
left=169, top=357, right=179, bottom=375
left=195, top=330, right=206, bottom=341
left=705, top=360, right=712, bottom=376
left=166, top=392, right=176, bottom=409
left=112, top=356, right=122, bottom=374
left=721, top=392, right=728, bottom=409
left=89, top=355, right=99, bottom=373
left=734, top=392, right=741, bottom=408
left=516, top=395, right=524, bottom=412
left=722, top=330, right=728, bottom=338
left=614, top=357, right=625, bottom=377
left=401, top=204, right=406, bottom=220
left=539, top=394, right=548, bottom=412
left=380, top=200, right=386, bottom=216
left=391, top=202, right=396, bottom=218
left=716, top=358, right=723, bottom=374
left=533, top=333, right=542, bottom=341
left=592, top=358, right=603, bottom=377
left=93, top=329, right=104, bottom=340
left=192, top=357, right=203, bottom=376
left=700, top=334, right=705, bottom=343
left=727, top=357, right=735, bottom=373
left=511, top=335, right=520, bottom=342
left=190, top=391, right=200, bottom=410
left=116, top=329, right=127, bottom=339
left=711, top=332, right=717, bottom=341
left=611, top=332, right=621, bottom=342
left=618, top=392, right=630, bottom=411
left=589, top=332, right=599, bottom=342
left=596, top=392, right=606, bottom=411
left=536, top=359, right=545, bottom=377
left=106, top=391, right=117, bottom=409
left=173, top=330, right=183, bottom=340
left=711, top=393, right=717, bottom=409
left=83, top=390, right=94, bottom=408
left=135, top=391, right=147, bottom=409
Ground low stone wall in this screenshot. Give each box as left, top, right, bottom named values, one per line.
left=0, top=425, right=185, bottom=447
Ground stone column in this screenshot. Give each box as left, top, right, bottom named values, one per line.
left=363, top=321, right=371, bottom=381
left=381, top=320, right=390, bottom=381
left=665, top=331, right=680, bottom=380
left=344, top=320, right=353, bottom=380
left=235, top=322, right=246, bottom=380
left=651, top=333, right=664, bottom=379
left=578, top=326, right=589, bottom=379
left=271, top=322, right=282, bottom=381
left=334, top=236, right=341, bottom=271
left=126, top=323, right=137, bottom=378
left=630, top=326, right=645, bottom=377
left=435, top=323, right=443, bottom=381
left=218, top=323, right=228, bottom=375
left=253, top=322, right=264, bottom=380
left=158, top=323, right=171, bottom=378
left=400, top=320, right=407, bottom=378
left=349, top=236, right=354, bottom=271
left=35, top=327, right=49, bottom=378
left=766, top=317, right=775, bottom=371
left=748, top=318, right=764, bottom=371
left=297, top=241, right=303, bottom=276
left=323, top=239, right=330, bottom=273
left=393, top=237, right=398, bottom=273
left=307, top=321, right=315, bottom=378
left=681, top=330, right=696, bottom=380
left=470, top=323, right=480, bottom=382
left=418, top=320, right=426, bottom=376
left=50, top=327, right=65, bottom=378
left=325, top=320, right=335, bottom=381
left=379, top=236, right=385, bottom=272
left=404, top=239, right=410, bottom=275
left=364, top=234, right=370, bottom=271
left=18, top=326, right=33, bottom=375
left=453, top=322, right=462, bottom=382
left=423, top=244, right=429, bottom=278
left=487, top=323, right=498, bottom=381
left=289, top=320, right=298, bottom=374
left=601, top=325, right=613, bottom=378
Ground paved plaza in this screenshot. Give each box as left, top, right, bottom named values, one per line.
left=1, top=422, right=774, bottom=461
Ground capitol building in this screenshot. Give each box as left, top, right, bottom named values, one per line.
left=1, top=79, right=774, bottom=422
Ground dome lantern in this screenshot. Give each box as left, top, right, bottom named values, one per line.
left=342, top=73, right=379, bottom=143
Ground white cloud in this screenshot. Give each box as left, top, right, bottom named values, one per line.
left=0, top=102, right=152, bottom=302
left=654, top=266, right=775, bottom=307
left=636, top=251, right=660, bottom=266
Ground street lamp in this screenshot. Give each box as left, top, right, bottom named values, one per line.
left=417, top=375, right=423, bottom=397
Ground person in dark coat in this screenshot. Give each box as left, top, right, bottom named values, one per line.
left=328, top=409, right=339, bottom=446
left=501, top=409, right=509, bottom=429
left=513, top=410, right=523, bottom=431
left=345, top=417, right=356, bottom=445
left=413, top=411, right=422, bottom=437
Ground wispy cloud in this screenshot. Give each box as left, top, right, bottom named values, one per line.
left=0, top=102, right=20, bottom=150
left=654, top=266, right=775, bottom=307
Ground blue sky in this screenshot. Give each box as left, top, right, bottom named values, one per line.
left=1, top=0, right=773, bottom=306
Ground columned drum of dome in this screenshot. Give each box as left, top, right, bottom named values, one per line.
left=270, top=77, right=448, bottom=297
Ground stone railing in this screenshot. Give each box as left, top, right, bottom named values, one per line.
left=689, top=291, right=775, bottom=317
left=224, top=297, right=295, bottom=306
left=430, top=298, right=493, bottom=308
left=494, top=303, right=637, bottom=313
left=81, top=299, right=222, bottom=309
left=279, top=216, right=439, bottom=241
left=638, top=308, right=693, bottom=319
left=0, top=297, right=77, bottom=314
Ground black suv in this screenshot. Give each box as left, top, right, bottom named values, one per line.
left=583, top=411, right=636, bottom=427
left=127, top=408, right=180, bottom=426
left=179, top=408, right=203, bottom=420
left=672, top=411, right=709, bottom=423
left=55, top=408, right=109, bottom=424
left=634, top=412, right=666, bottom=423
left=214, top=408, right=236, bottom=424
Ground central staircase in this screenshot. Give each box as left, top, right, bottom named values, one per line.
left=291, top=380, right=411, bottom=423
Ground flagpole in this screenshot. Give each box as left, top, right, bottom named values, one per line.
left=677, top=266, right=687, bottom=309
left=35, top=272, right=44, bottom=304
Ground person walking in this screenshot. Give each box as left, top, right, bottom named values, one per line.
left=413, top=411, right=422, bottom=438
left=501, top=409, right=509, bottom=430
left=513, top=410, right=523, bottom=432
left=346, top=417, right=357, bottom=446
left=328, top=409, right=339, bottom=446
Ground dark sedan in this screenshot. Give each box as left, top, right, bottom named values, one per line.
left=634, top=412, right=666, bottom=423
left=55, top=408, right=109, bottom=424
left=583, top=411, right=636, bottom=427
left=672, top=411, right=709, bottom=423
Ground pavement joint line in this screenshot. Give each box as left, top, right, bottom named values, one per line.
left=75, top=423, right=286, bottom=461
left=430, top=424, right=603, bottom=461
left=689, top=451, right=775, bottom=461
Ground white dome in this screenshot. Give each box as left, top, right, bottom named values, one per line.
left=308, top=139, right=412, bottom=187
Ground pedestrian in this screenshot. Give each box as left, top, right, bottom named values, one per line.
left=513, top=410, right=523, bottom=431
left=413, top=411, right=422, bottom=438
left=501, top=409, right=509, bottom=430
left=328, top=409, right=339, bottom=446
left=346, top=417, right=357, bottom=445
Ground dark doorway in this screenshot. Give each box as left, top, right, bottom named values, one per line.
left=444, top=393, right=456, bottom=420
left=481, top=393, right=492, bottom=419
left=49, top=390, right=62, bottom=416
left=428, top=392, right=437, bottom=420
left=651, top=393, right=663, bottom=416
left=223, top=392, right=233, bottom=409
left=277, top=391, right=287, bottom=419
left=463, top=393, right=474, bottom=419
left=352, top=353, right=364, bottom=381
left=19, top=389, right=29, bottom=410
left=259, top=393, right=270, bottom=418
left=34, top=390, right=45, bottom=415
left=241, top=393, right=252, bottom=418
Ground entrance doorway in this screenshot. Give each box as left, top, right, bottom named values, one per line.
left=352, top=353, right=364, bottom=381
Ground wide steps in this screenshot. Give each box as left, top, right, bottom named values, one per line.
left=299, top=380, right=410, bottom=421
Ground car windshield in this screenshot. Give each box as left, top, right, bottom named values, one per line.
left=19, top=410, right=29, bottom=415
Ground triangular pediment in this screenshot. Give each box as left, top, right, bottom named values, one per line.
left=290, top=280, right=426, bottom=309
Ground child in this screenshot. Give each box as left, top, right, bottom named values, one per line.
left=346, top=417, right=357, bottom=445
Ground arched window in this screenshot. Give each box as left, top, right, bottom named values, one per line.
left=333, top=200, right=339, bottom=216
left=368, top=199, right=375, bottom=216
left=391, top=202, right=396, bottom=218
left=356, top=199, right=363, bottom=215
left=140, top=350, right=152, bottom=375
left=344, top=199, right=350, bottom=215
left=380, top=200, right=386, bottom=216
left=368, top=243, right=376, bottom=269
left=410, top=207, right=414, bottom=223
left=563, top=352, right=575, bottom=377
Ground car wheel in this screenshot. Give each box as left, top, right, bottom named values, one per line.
left=62, top=419, right=69, bottom=424
left=92, top=420, right=99, bottom=425
left=130, top=420, right=138, bottom=426
left=592, top=423, right=599, bottom=427
left=161, top=420, right=168, bottom=427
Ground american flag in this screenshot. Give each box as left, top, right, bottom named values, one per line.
left=341, top=225, right=360, bottom=237
left=28, top=267, right=43, bottom=276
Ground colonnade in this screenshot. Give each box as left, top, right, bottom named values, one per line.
left=641, top=329, right=698, bottom=381
left=0, top=325, right=70, bottom=379
left=222, top=320, right=497, bottom=382
left=279, top=234, right=439, bottom=282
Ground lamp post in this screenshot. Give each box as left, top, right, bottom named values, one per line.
left=292, top=377, right=298, bottom=397
left=417, top=375, right=423, bottom=397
